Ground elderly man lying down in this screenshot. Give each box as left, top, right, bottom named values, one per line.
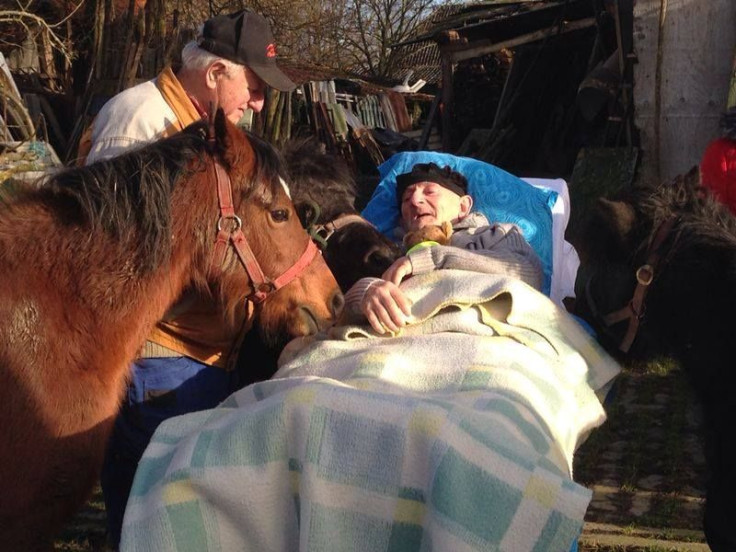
left=120, top=263, right=620, bottom=552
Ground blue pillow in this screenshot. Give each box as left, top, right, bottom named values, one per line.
left=361, top=151, right=557, bottom=294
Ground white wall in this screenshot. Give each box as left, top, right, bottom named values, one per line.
left=633, top=0, right=736, bottom=184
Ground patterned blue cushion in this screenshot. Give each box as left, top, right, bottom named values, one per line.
left=361, top=151, right=557, bottom=294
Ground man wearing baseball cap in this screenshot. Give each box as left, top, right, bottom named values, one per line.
left=81, top=11, right=296, bottom=548
left=78, top=9, right=294, bottom=163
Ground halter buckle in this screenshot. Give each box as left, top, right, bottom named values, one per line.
left=257, top=282, right=276, bottom=294
left=314, top=225, right=335, bottom=242
left=217, top=215, right=242, bottom=233
left=636, top=264, right=654, bottom=286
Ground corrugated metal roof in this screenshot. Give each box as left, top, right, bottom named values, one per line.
left=391, top=0, right=594, bottom=84
left=279, top=60, right=433, bottom=99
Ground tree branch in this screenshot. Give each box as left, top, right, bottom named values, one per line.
left=0, top=9, right=77, bottom=66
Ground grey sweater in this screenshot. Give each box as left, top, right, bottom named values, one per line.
left=344, top=212, right=543, bottom=313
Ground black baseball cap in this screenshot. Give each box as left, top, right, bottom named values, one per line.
left=198, top=10, right=296, bottom=92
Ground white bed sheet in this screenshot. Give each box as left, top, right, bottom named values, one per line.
left=522, top=177, right=580, bottom=306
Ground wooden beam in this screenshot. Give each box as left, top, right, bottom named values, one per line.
left=612, top=0, right=632, bottom=146
left=444, top=17, right=596, bottom=64
left=419, top=93, right=441, bottom=149
left=440, top=54, right=454, bottom=151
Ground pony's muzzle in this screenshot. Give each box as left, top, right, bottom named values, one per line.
left=299, top=289, right=344, bottom=334
left=330, top=289, right=345, bottom=318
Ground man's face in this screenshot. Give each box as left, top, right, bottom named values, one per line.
left=400, top=181, right=466, bottom=231
left=217, top=66, right=266, bottom=123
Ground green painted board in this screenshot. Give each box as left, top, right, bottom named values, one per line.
left=566, top=146, right=639, bottom=242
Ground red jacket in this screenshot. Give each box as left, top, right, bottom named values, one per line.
left=701, top=137, right=736, bottom=214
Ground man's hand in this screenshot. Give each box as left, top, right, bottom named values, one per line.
left=361, top=279, right=413, bottom=334
left=382, top=256, right=413, bottom=285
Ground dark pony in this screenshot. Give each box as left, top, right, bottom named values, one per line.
left=0, top=111, right=340, bottom=550
left=574, top=168, right=736, bottom=552
left=283, top=137, right=402, bottom=292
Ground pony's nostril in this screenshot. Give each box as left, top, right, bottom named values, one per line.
left=331, top=290, right=345, bottom=318
left=299, top=306, right=320, bottom=335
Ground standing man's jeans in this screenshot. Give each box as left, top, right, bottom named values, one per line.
left=101, top=356, right=238, bottom=548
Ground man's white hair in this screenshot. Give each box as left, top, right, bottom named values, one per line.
left=181, top=41, right=241, bottom=76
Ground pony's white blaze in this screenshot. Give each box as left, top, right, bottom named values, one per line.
left=279, top=177, right=291, bottom=198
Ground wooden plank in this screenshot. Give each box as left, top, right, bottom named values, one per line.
left=441, top=55, right=454, bottom=151
left=446, top=17, right=596, bottom=64
left=418, top=93, right=441, bottom=149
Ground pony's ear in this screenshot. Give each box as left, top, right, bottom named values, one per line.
left=212, top=108, right=240, bottom=166
left=577, top=197, right=637, bottom=264
left=597, top=197, right=637, bottom=249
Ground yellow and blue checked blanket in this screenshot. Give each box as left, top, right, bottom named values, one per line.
left=121, top=271, right=620, bottom=552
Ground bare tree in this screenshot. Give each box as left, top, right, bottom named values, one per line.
left=341, top=0, right=436, bottom=79
left=206, top=0, right=434, bottom=79
left=0, top=1, right=84, bottom=140
left=0, top=1, right=82, bottom=72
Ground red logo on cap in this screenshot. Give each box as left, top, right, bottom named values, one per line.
left=266, top=43, right=277, bottom=58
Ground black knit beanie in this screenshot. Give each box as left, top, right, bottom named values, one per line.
left=396, top=162, right=468, bottom=205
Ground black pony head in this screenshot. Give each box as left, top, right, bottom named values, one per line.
left=282, top=137, right=401, bottom=291
left=574, top=167, right=736, bottom=362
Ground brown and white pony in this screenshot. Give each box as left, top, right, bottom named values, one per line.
left=0, top=110, right=341, bottom=550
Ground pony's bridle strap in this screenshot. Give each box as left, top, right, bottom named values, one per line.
left=314, top=214, right=376, bottom=243
left=209, top=161, right=318, bottom=304
left=596, top=215, right=678, bottom=353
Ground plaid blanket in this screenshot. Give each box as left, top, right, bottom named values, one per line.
left=121, top=270, right=620, bottom=552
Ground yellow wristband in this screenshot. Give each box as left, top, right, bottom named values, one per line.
left=406, top=241, right=441, bottom=255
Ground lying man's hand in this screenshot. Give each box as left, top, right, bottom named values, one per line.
left=382, top=256, right=413, bottom=285
left=361, top=279, right=413, bottom=334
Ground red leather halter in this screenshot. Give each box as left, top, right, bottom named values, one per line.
left=209, top=161, right=319, bottom=304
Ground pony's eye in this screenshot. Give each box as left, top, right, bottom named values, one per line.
left=271, top=209, right=289, bottom=222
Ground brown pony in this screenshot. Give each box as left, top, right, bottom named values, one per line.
left=0, top=111, right=341, bottom=550
left=235, top=136, right=402, bottom=386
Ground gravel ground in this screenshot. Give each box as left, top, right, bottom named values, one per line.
left=575, top=358, right=710, bottom=551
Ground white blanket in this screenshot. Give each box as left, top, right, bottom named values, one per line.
left=121, top=271, right=620, bottom=552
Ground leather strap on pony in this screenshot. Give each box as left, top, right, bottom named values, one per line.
left=314, top=214, right=375, bottom=243
left=209, top=161, right=318, bottom=304
left=596, top=215, right=678, bottom=353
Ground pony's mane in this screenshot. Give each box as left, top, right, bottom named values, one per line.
left=15, top=125, right=287, bottom=276
left=631, top=170, right=736, bottom=255
left=281, top=137, right=357, bottom=221
left=37, top=123, right=212, bottom=272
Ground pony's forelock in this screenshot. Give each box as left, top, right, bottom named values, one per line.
left=243, top=130, right=290, bottom=207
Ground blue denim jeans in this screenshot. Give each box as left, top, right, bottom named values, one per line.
left=101, top=356, right=238, bottom=547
